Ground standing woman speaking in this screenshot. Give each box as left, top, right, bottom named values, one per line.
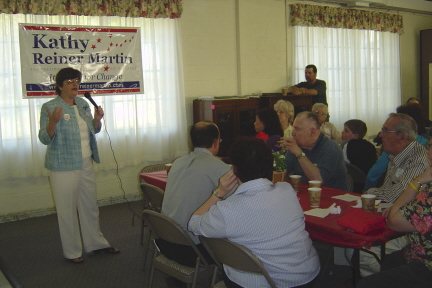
left=38, top=67, right=119, bottom=264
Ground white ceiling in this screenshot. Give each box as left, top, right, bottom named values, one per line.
left=297, top=0, right=432, bottom=15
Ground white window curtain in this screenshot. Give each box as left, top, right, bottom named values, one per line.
left=0, top=13, right=189, bottom=180
left=292, top=26, right=401, bottom=136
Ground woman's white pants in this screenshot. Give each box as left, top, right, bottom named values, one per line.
left=50, top=157, right=109, bottom=259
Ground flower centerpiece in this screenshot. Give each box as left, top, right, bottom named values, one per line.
left=272, top=146, right=286, bottom=172
left=255, top=132, right=286, bottom=181
left=272, top=146, right=287, bottom=183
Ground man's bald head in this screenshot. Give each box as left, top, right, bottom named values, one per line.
left=292, top=112, right=321, bottom=149
left=190, top=121, right=220, bottom=148
left=296, top=112, right=320, bottom=129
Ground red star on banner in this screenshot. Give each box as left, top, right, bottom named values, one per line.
left=96, top=38, right=102, bottom=43
left=132, top=36, right=134, bottom=39
left=120, top=44, right=123, bottom=47
left=108, top=34, right=113, bottom=38
left=129, top=39, right=132, bottom=42
left=116, top=43, right=118, bottom=47
left=107, top=47, right=111, bottom=51
left=124, top=40, right=127, bottom=43
left=91, top=44, right=96, bottom=49
left=104, top=66, right=110, bottom=71
left=110, top=42, right=113, bottom=46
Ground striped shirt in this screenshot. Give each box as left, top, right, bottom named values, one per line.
left=367, top=141, right=430, bottom=203
left=189, top=179, right=320, bottom=288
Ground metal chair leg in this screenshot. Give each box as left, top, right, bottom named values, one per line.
left=148, top=247, right=157, bottom=288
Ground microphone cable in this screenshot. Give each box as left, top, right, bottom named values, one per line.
left=101, top=119, right=141, bottom=227
left=85, top=92, right=142, bottom=227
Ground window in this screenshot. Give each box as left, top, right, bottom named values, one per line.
left=293, top=26, right=400, bottom=137
left=0, top=14, right=188, bottom=179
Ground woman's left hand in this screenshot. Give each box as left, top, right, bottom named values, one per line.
left=94, top=106, right=104, bottom=120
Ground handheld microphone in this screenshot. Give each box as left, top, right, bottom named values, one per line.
left=84, top=92, right=98, bottom=110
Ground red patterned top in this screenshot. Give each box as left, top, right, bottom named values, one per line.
left=401, top=185, right=432, bottom=270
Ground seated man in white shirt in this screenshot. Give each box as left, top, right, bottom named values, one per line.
left=189, top=137, right=320, bottom=288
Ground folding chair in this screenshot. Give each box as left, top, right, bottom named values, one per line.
left=143, top=210, right=212, bottom=288
left=140, top=183, right=165, bottom=270
left=199, top=236, right=277, bottom=288
left=139, top=164, right=167, bottom=184
left=346, top=163, right=367, bottom=194
left=138, top=163, right=166, bottom=245
left=347, top=174, right=354, bottom=193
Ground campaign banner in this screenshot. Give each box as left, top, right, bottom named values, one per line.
left=19, top=24, right=144, bottom=98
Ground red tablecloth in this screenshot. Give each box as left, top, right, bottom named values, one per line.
left=296, top=183, right=400, bottom=249
left=139, top=171, right=401, bottom=249
left=140, top=170, right=167, bottom=191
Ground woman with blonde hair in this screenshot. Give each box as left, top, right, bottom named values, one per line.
left=274, top=100, right=295, bottom=138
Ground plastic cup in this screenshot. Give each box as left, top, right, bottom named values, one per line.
left=290, top=175, right=302, bottom=192
left=165, top=163, right=172, bottom=174
left=309, top=180, right=322, bottom=188
left=361, top=194, right=376, bottom=213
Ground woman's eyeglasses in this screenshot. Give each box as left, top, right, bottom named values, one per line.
left=314, top=110, right=326, bottom=116
left=66, top=79, right=81, bottom=84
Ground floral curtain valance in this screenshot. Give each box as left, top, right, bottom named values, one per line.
left=0, top=0, right=183, bottom=18
left=290, top=4, right=403, bottom=34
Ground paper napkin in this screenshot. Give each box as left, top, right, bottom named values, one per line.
left=332, top=194, right=361, bottom=202
left=304, top=203, right=341, bottom=218
left=377, top=202, right=393, bottom=212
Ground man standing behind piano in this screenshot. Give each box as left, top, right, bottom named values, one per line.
left=288, top=64, right=327, bottom=106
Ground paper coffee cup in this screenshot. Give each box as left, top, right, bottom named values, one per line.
left=290, top=175, right=302, bottom=192
left=282, top=88, right=288, bottom=96
left=361, top=194, right=376, bottom=213
left=309, top=180, right=321, bottom=188
left=165, top=163, right=172, bottom=174
left=308, top=188, right=321, bottom=207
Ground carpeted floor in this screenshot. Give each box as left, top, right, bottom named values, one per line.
left=0, top=200, right=354, bottom=288
left=0, top=200, right=195, bottom=288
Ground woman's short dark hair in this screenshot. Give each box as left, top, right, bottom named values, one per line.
left=405, top=97, right=421, bottom=105
left=229, top=137, right=273, bottom=183
left=190, top=121, right=219, bottom=148
left=344, top=119, right=367, bottom=139
left=396, top=103, right=426, bottom=135
left=55, top=67, right=82, bottom=95
left=257, top=108, right=283, bottom=137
